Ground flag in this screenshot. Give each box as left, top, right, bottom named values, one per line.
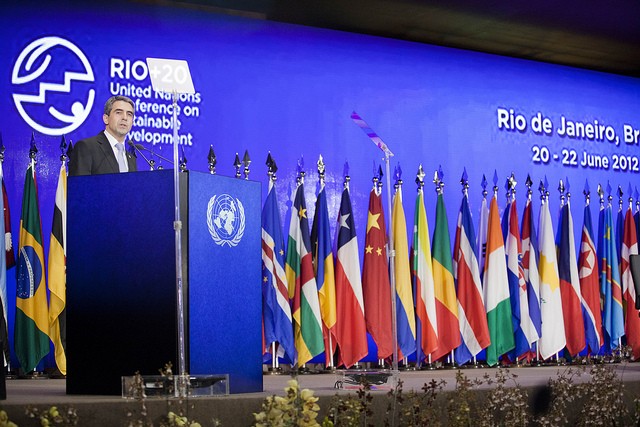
left=48, top=161, right=67, bottom=375
left=453, top=192, right=489, bottom=365
left=621, top=206, right=640, bottom=359
left=617, top=205, right=624, bottom=262
left=362, top=187, right=393, bottom=359
left=413, top=187, right=439, bottom=361
left=483, top=194, right=514, bottom=366
left=310, top=184, right=337, bottom=365
left=635, top=207, right=640, bottom=249
left=599, top=203, right=624, bottom=351
left=285, top=183, right=324, bottom=366
left=2, top=176, right=15, bottom=269
left=431, top=189, right=460, bottom=361
left=392, top=187, right=416, bottom=357
left=477, top=196, right=489, bottom=282
left=15, top=161, right=50, bottom=372
left=262, top=180, right=295, bottom=363
left=557, top=202, right=586, bottom=356
left=505, top=198, right=538, bottom=359
left=538, top=196, right=566, bottom=360
left=0, top=162, right=9, bottom=365
left=521, top=197, right=542, bottom=351
left=334, top=185, right=368, bottom=368
left=579, top=203, right=603, bottom=354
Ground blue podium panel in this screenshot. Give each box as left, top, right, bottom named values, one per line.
left=187, top=172, right=263, bottom=394
left=67, top=170, right=182, bottom=395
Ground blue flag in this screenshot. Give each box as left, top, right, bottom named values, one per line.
left=579, top=204, right=603, bottom=355
left=261, top=181, right=296, bottom=363
left=599, top=204, right=624, bottom=352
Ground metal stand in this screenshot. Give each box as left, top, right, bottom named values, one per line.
left=382, top=145, right=399, bottom=375
left=350, top=112, right=399, bottom=376
left=145, top=57, right=195, bottom=397
left=171, top=92, right=188, bottom=396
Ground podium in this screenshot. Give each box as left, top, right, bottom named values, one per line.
left=66, top=170, right=262, bottom=395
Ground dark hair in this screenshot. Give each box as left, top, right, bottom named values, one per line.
left=103, top=95, right=135, bottom=116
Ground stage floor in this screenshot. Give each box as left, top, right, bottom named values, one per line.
left=3, top=363, right=640, bottom=425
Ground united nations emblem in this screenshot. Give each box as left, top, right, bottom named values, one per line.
left=206, top=194, right=245, bottom=247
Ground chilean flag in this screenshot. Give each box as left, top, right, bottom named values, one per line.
left=334, top=185, right=368, bottom=367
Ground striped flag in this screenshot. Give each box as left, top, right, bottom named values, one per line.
left=538, top=194, right=566, bottom=360
left=2, top=173, right=15, bottom=270
left=621, top=205, right=640, bottom=359
left=477, top=195, right=489, bottom=282
left=431, top=188, right=460, bottom=361
left=579, top=202, right=603, bottom=354
left=557, top=202, right=586, bottom=356
left=392, top=186, right=416, bottom=358
left=15, top=160, right=50, bottom=372
left=48, top=161, right=67, bottom=375
left=597, top=201, right=605, bottom=345
left=453, top=192, right=489, bottom=365
left=362, top=187, right=393, bottom=359
left=262, top=180, right=296, bottom=363
left=0, top=161, right=9, bottom=366
left=521, top=196, right=542, bottom=352
left=334, top=184, right=368, bottom=367
left=635, top=199, right=640, bottom=247
left=483, top=194, right=514, bottom=365
left=505, top=198, right=538, bottom=359
left=599, top=201, right=624, bottom=352
left=413, top=187, right=439, bottom=361
left=310, top=183, right=337, bottom=365
left=285, top=183, right=324, bottom=366
left=617, top=203, right=624, bottom=262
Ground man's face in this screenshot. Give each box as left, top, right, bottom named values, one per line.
left=103, top=100, right=134, bottom=141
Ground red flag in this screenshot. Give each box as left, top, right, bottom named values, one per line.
left=621, top=207, right=640, bottom=359
left=557, top=202, right=586, bottom=356
left=362, top=188, right=393, bottom=359
left=578, top=203, right=602, bottom=354
left=334, top=185, right=368, bottom=367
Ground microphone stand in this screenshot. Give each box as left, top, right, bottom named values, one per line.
left=128, top=140, right=155, bottom=170
left=132, top=142, right=175, bottom=165
left=140, top=145, right=174, bottom=165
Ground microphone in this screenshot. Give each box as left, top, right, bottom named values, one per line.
left=128, top=140, right=155, bottom=170
left=129, top=141, right=174, bottom=166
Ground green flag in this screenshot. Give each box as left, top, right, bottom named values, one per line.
left=15, top=162, right=50, bottom=372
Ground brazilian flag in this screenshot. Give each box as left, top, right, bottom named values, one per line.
left=15, top=162, right=49, bottom=373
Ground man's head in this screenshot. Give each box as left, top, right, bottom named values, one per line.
left=103, top=95, right=135, bottom=142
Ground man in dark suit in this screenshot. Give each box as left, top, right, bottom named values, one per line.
left=69, top=95, right=138, bottom=176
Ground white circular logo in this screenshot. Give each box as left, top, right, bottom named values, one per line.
left=11, top=36, right=95, bottom=136
left=207, top=194, right=245, bottom=247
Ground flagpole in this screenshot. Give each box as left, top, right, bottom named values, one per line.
left=271, top=343, right=277, bottom=372
left=350, top=112, right=399, bottom=374
left=384, top=151, right=400, bottom=374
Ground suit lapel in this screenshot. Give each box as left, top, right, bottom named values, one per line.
left=125, top=150, right=137, bottom=172
left=97, top=133, right=120, bottom=173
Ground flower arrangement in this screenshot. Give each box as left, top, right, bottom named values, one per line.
left=0, top=410, right=16, bottom=427
left=160, top=411, right=202, bottom=427
left=253, top=379, right=321, bottom=427
left=24, top=406, right=78, bottom=426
